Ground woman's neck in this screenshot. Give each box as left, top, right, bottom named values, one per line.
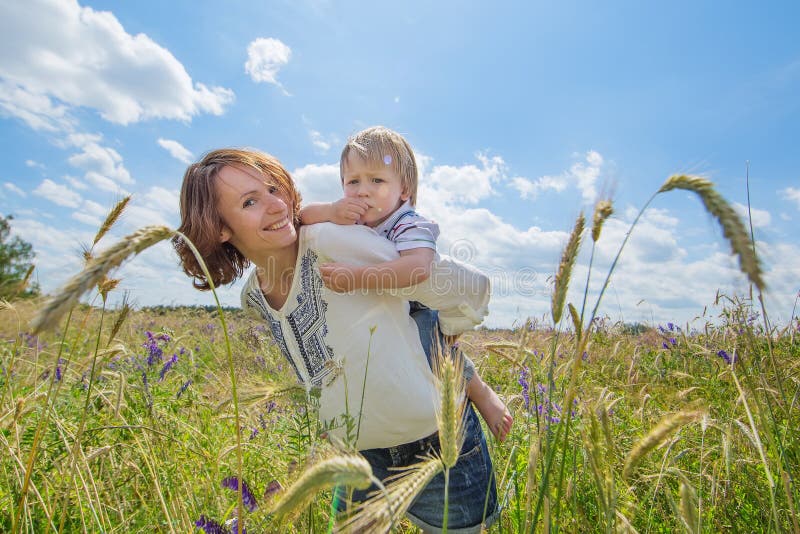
left=254, top=239, right=299, bottom=304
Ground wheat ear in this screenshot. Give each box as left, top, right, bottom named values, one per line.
left=622, top=410, right=704, bottom=480
left=337, top=454, right=442, bottom=533
left=270, top=454, right=373, bottom=521
left=30, top=225, right=174, bottom=333
left=552, top=213, right=585, bottom=325
left=432, top=344, right=467, bottom=468
left=659, top=175, right=764, bottom=290
left=93, top=196, right=131, bottom=246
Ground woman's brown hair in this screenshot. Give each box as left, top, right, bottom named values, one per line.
left=172, top=148, right=302, bottom=290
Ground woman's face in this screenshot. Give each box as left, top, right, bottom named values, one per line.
left=215, top=164, right=297, bottom=263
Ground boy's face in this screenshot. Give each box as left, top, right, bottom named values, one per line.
left=342, top=152, right=409, bottom=227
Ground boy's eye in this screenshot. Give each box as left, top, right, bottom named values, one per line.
left=346, top=179, right=359, bottom=185
left=371, top=178, right=384, bottom=183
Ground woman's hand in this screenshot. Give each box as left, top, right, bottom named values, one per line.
left=319, top=262, right=360, bottom=292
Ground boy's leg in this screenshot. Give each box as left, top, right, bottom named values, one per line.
left=411, top=304, right=512, bottom=441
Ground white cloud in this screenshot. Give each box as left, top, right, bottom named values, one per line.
left=733, top=202, right=771, bottom=229
left=65, top=133, right=133, bottom=192
left=157, top=138, right=193, bottom=164
left=72, top=211, right=102, bottom=227
left=0, top=0, right=234, bottom=126
left=509, top=150, right=605, bottom=203
left=571, top=150, right=603, bottom=203
left=783, top=186, right=800, bottom=209
left=25, top=159, right=44, bottom=169
left=82, top=199, right=108, bottom=218
left=309, top=130, right=332, bottom=153
left=510, top=174, right=568, bottom=199
left=0, top=80, right=73, bottom=131
left=245, top=37, right=291, bottom=93
left=33, top=179, right=82, bottom=207
left=64, top=175, right=87, bottom=190
left=292, top=163, right=342, bottom=204
left=425, top=153, right=504, bottom=205
left=4, top=182, right=26, bottom=196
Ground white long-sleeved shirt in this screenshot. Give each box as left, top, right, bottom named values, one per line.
left=241, top=223, right=490, bottom=449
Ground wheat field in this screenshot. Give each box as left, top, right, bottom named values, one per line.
left=1, top=176, right=798, bottom=533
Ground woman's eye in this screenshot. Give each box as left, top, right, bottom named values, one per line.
left=268, top=186, right=278, bottom=194
left=243, top=199, right=256, bottom=208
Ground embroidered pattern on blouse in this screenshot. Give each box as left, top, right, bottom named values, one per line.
left=287, top=249, right=335, bottom=387
left=245, top=290, right=302, bottom=382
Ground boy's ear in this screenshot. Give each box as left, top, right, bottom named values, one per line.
left=219, top=225, right=232, bottom=243
left=400, top=188, right=411, bottom=201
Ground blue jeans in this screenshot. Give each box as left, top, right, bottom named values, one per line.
left=411, top=304, right=475, bottom=383
left=337, top=405, right=499, bottom=532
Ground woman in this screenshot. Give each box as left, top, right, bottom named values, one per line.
left=173, top=148, right=498, bottom=532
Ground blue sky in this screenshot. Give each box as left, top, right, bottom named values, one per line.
left=1, top=0, right=798, bottom=328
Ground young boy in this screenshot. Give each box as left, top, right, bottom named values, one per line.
left=300, top=126, right=513, bottom=441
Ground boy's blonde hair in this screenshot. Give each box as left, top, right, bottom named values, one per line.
left=340, top=126, right=419, bottom=205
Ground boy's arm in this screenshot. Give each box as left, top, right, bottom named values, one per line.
left=299, top=199, right=368, bottom=225
left=320, top=248, right=434, bottom=292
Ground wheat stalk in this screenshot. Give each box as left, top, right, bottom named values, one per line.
left=270, top=454, right=373, bottom=521
left=659, top=175, right=764, bottom=290
left=337, top=454, right=442, bottom=533
left=552, top=213, right=585, bottom=325
left=30, top=226, right=174, bottom=333
left=622, top=410, right=704, bottom=480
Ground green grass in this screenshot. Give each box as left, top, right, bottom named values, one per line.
left=2, top=174, right=797, bottom=533
left=1, top=296, right=797, bottom=533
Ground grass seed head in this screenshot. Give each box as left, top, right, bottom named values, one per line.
left=93, top=196, right=131, bottom=246
left=432, top=343, right=467, bottom=468
left=659, top=174, right=764, bottom=290
left=552, top=212, right=585, bottom=325
left=270, top=454, right=372, bottom=521
left=338, top=454, right=442, bottom=533
left=591, top=199, right=614, bottom=242
left=30, top=225, right=174, bottom=333
left=623, top=409, right=704, bottom=480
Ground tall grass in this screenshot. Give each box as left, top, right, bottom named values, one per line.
left=1, top=174, right=798, bottom=532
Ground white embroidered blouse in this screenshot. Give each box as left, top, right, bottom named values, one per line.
left=241, top=223, right=490, bottom=450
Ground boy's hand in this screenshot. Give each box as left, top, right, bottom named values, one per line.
left=330, top=198, right=368, bottom=225
left=319, top=262, right=360, bottom=292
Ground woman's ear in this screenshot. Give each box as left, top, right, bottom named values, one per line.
left=219, top=225, right=232, bottom=243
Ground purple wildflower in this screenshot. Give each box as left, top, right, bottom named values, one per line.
left=669, top=337, right=677, bottom=346
left=143, top=331, right=164, bottom=366
left=667, top=322, right=675, bottom=331
left=662, top=342, right=669, bottom=350
left=221, top=476, right=258, bottom=512
left=195, top=515, right=230, bottom=534
left=55, top=358, right=64, bottom=381
left=717, top=349, right=736, bottom=365
left=176, top=379, right=192, bottom=398
left=229, top=518, right=246, bottom=534
left=159, top=354, right=178, bottom=381
left=518, top=367, right=530, bottom=409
